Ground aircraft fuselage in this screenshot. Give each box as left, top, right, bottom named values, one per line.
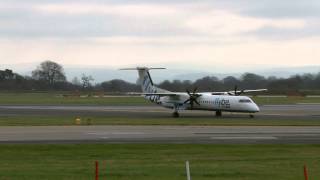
left=152, top=94, right=259, bottom=113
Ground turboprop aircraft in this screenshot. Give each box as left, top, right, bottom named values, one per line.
left=120, top=67, right=267, bottom=118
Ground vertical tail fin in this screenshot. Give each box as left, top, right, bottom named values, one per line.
left=120, top=67, right=166, bottom=93
left=120, top=67, right=169, bottom=103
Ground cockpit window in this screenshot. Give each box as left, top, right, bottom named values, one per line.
left=239, top=99, right=252, bottom=103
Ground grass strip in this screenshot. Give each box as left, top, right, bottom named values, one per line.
left=0, top=144, right=319, bottom=180
left=0, top=116, right=319, bottom=126
left=1, top=92, right=320, bottom=105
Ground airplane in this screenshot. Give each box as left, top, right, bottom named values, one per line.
left=120, top=67, right=267, bottom=118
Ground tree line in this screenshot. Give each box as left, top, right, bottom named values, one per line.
left=1, top=60, right=320, bottom=94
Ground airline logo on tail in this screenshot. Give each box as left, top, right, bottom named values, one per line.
left=141, top=72, right=152, bottom=93
left=140, top=70, right=160, bottom=102
left=120, top=67, right=165, bottom=103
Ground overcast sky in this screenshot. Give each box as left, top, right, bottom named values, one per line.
left=1, top=0, right=320, bottom=71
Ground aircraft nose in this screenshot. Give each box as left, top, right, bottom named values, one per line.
left=253, top=104, right=260, bottom=112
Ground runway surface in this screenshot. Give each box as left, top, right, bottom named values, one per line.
left=0, top=125, right=319, bottom=144
left=0, top=104, right=319, bottom=144
left=0, top=104, right=320, bottom=119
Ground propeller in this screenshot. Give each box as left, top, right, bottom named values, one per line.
left=234, top=85, right=244, bottom=96
left=228, top=85, right=244, bottom=96
left=183, top=87, right=201, bottom=109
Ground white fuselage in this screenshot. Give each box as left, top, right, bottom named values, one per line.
left=122, top=67, right=262, bottom=114
left=147, top=93, right=260, bottom=113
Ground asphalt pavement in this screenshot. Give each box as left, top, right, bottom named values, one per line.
left=0, top=104, right=319, bottom=144
left=0, top=125, right=319, bottom=144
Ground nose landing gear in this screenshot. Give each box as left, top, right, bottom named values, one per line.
left=172, top=111, right=179, bottom=118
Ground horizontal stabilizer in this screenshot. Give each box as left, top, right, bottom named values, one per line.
left=128, top=92, right=185, bottom=97
left=119, top=67, right=166, bottom=70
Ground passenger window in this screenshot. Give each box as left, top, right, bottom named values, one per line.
left=239, top=99, right=252, bottom=103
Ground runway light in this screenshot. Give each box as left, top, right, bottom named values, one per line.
left=75, top=117, right=81, bottom=125
left=87, top=118, right=92, bottom=125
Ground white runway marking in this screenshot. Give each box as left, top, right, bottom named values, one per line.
left=100, top=137, right=109, bottom=139
left=297, top=103, right=320, bottom=105
left=87, top=132, right=145, bottom=135
left=111, top=132, right=146, bottom=135
left=210, top=136, right=277, bottom=140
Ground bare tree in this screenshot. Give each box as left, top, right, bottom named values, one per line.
left=32, top=60, right=66, bottom=84
left=0, top=69, right=14, bottom=81
left=81, top=74, right=94, bottom=89
left=71, top=77, right=81, bottom=86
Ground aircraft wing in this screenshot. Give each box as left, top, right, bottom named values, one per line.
left=230, top=89, right=268, bottom=94
left=211, top=89, right=268, bottom=95
left=128, top=92, right=186, bottom=97
left=241, top=89, right=268, bottom=93
left=210, top=92, right=228, bottom=95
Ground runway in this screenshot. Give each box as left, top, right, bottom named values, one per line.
left=0, top=104, right=320, bottom=119
left=0, top=104, right=319, bottom=144
left=0, top=125, right=319, bottom=144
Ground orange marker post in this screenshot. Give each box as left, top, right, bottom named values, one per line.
left=304, top=164, right=308, bottom=180
left=95, top=161, right=99, bottom=180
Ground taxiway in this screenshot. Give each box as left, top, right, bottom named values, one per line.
left=0, top=125, right=319, bottom=144
left=0, top=104, right=319, bottom=144
left=0, top=104, right=319, bottom=119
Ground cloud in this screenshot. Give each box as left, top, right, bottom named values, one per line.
left=0, top=0, right=319, bottom=70
left=1, top=36, right=320, bottom=69
left=0, top=2, right=190, bottom=38
left=184, top=10, right=305, bottom=36
left=33, top=3, right=178, bottom=17
left=0, top=1, right=309, bottom=39
left=239, top=0, right=320, bottom=18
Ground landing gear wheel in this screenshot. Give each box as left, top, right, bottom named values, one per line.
left=172, top=112, right=179, bottom=118
left=216, top=111, right=222, bottom=117
left=249, top=114, right=254, bottom=118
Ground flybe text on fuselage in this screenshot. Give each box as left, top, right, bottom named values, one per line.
left=213, top=98, right=231, bottom=109
left=193, top=95, right=233, bottom=110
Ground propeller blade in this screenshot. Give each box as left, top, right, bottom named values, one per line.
left=186, top=89, right=191, bottom=95
left=184, top=88, right=201, bottom=110
left=193, top=87, right=198, bottom=94
left=190, top=100, right=194, bottom=109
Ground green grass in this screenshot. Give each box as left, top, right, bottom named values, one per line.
left=0, top=144, right=319, bottom=180
left=0, top=116, right=320, bottom=126
left=253, top=96, right=320, bottom=105
left=0, top=92, right=149, bottom=105
left=0, top=92, right=320, bottom=105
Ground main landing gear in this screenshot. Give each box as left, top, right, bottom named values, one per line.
left=249, top=114, right=254, bottom=118
left=215, top=110, right=222, bottom=117
left=172, top=104, right=180, bottom=118
left=172, top=111, right=179, bottom=118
